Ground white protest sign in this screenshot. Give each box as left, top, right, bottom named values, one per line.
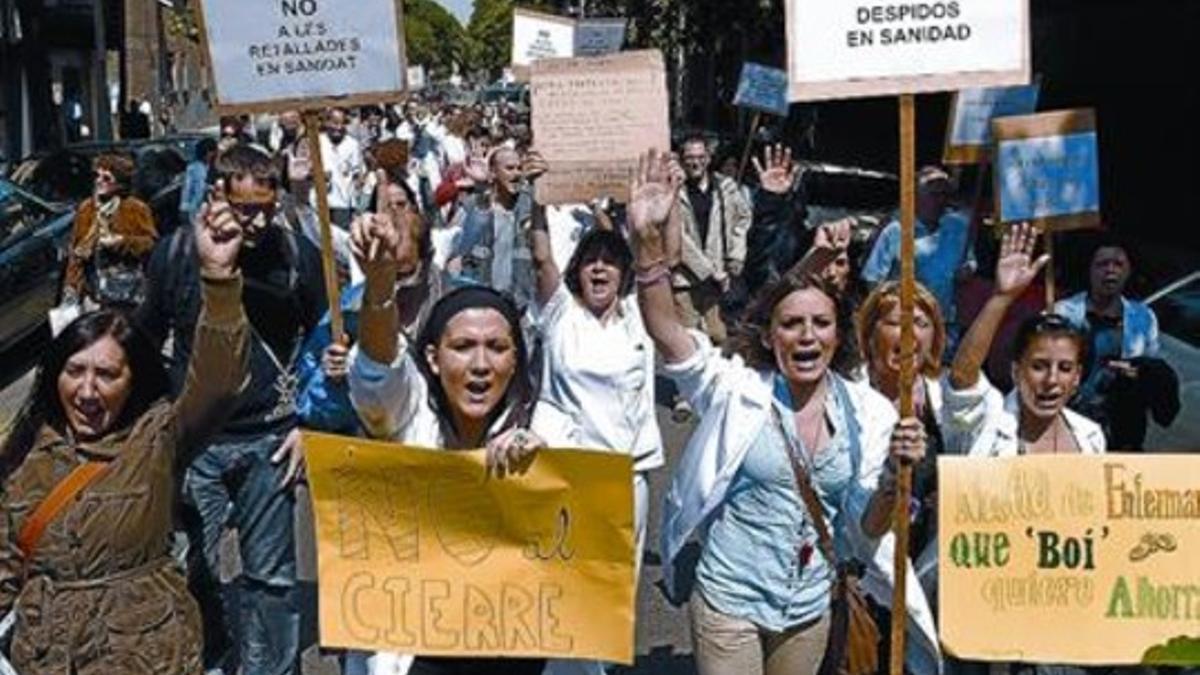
left=197, top=0, right=407, bottom=113
left=786, top=0, right=1030, bottom=101
left=532, top=50, right=669, bottom=205
left=512, top=8, right=576, bottom=67
left=944, top=81, right=1040, bottom=163
left=574, top=18, right=628, bottom=57
left=408, top=65, right=428, bottom=91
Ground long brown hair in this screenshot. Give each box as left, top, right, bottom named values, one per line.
left=728, top=272, right=861, bottom=377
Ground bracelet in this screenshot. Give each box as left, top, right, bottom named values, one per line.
left=635, top=263, right=671, bottom=288
left=363, top=294, right=395, bottom=311
left=634, top=257, right=666, bottom=274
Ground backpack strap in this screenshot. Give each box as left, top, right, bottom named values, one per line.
left=17, top=461, right=110, bottom=562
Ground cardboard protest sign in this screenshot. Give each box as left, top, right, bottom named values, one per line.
left=944, top=81, right=1041, bottom=164
left=734, top=63, right=790, bottom=117
left=574, top=17, right=628, bottom=57
left=511, top=8, right=576, bottom=68
left=940, top=454, right=1200, bottom=666
left=196, top=0, right=407, bottom=113
left=531, top=50, right=669, bottom=205
left=785, top=0, right=1030, bottom=101
left=305, top=432, right=636, bottom=663
left=992, top=109, right=1100, bottom=232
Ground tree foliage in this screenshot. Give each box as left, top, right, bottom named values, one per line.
left=405, top=0, right=470, bottom=78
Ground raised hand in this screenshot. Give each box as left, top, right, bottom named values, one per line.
left=814, top=217, right=853, bottom=253
left=350, top=170, right=405, bottom=271
left=195, top=179, right=243, bottom=278
left=751, top=144, right=800, bottom=195
left=628, top=149, right=681, bottom=263
left=464, top=153, right=490, bottom=185
left=521, top=150, right=549, bottom=182
left=995, top=222, right=1049, bottom=299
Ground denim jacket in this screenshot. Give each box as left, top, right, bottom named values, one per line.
left=452, top=188, right=536, bottom=309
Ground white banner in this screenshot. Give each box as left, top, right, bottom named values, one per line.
left=786, top=0, right=1030, bottom=101
left=199, top=0, right=407, bottom=112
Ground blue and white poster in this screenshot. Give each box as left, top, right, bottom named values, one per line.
left=734, top=63, right=790, bottom=117
left=949, top=83, right=1040, bottom=149
left=996, top=131, right=1099, bottom=223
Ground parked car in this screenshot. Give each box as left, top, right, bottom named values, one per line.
left=0, top=178, right=74, bottom=352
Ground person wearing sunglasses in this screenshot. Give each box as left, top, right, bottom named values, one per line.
left=134, top=144, right=327, bottom=675
left=62, top=153, right=157, bottom=310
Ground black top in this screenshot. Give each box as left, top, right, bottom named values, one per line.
left=135, top=223, right=328, bottom=441
left=686, top=178, right=714, bottom=247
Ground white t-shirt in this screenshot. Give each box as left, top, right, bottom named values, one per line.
left=535, top=283, right=665, bottom=473
left=317, top=133, right=364, bottom=210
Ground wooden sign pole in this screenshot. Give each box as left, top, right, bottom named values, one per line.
left=736, top=110, right=763, bottom=183
left=891, top=92, right=917, bottom=675
left=303, top=110, right=344, bottom=340
left=1044, top=228, right=1056, bottom=308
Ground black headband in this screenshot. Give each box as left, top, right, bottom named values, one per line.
left=417, top=286, right=522, bottom=351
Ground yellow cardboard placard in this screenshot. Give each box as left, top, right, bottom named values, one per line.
left=304, top=432, right=636, bottom=663
left=939, top=454, right=1200, bottom=666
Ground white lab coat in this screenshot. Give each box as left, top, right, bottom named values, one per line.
left=658, top=332, right=942, bottom=672
left=942, top=373, right=1107, bottom=458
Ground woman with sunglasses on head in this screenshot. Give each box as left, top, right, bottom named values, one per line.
left=346, top=183, right=580, bottom=675
left=947, top=223, right=1105, bottom=459
left=630, top=149, right=939, bottom=675
left=62, top=153, right=158, bottom=310
left=0, top=195, right=249, bottom=674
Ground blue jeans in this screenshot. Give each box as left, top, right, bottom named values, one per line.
left=184, top=432, right=299, bottom=675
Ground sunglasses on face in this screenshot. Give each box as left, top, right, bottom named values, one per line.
left=94, top=172, right=116, bottom=183
left=227, top=199, right=275, bottom=223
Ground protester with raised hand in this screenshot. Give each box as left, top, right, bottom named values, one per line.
left=629, top=150, right=939, bottom=675
left=947, top=223, right=1106, bottom=458
left=0, top=189, right=249, bottom=674
left=525, top=152, right=665, bottom=628
left=345, top=169, right=582, bottom=675
left=945, top=226, right=1106, bottom=674
left=297, top=169, right=447, bottom=432
left=136, top=145, right=323, bottom=675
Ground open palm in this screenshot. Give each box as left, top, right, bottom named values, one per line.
left=628, top=149, right=681, bottom=260
left=752, top=144, right=799, bottom=195
left=995, top=222, right=1049, bottom=297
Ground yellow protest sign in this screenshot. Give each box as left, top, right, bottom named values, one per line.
left=939, top=454, right=1200, bottom=666
left=304, top=432, right=636, bottom=663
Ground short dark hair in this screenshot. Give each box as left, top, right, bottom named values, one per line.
left=1013, top=312, right=1087, bottom=366
left=213, top=144, right=279, bottom=190
left=730, top=272, right=861, bottom=377
left=194, top=137, right=218, bottom=162
left=0, top=310, right=168, bottom=480
left=679, top=134, right=710, bottom=154
left=563, top=229, right=635, bottom=299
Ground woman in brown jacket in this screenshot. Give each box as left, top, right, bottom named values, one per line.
left=63, top=154, right=158, bottom=308
left=0, top=199, right=250, bottom=673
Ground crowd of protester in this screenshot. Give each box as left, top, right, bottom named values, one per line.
left=0, top=91, right=1184, bottom=675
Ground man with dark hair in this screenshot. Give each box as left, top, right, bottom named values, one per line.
left=318, top=107, right=365, bottom=229
left=136, top=144, right=326, bottom=675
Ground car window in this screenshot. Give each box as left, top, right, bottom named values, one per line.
left=0, top=182, right=50, bottom=246
left=1152, top=276, right=1200, bottom=349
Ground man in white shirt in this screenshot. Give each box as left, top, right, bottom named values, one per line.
left=316, top=108, right=365, bottom=230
